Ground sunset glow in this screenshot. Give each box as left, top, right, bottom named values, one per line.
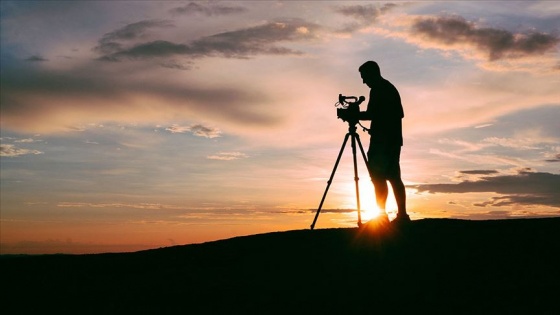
left=1, top=1, right=559, bottom=254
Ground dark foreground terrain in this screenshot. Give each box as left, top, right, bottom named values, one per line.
left=2, top=218, right=560, bottom=314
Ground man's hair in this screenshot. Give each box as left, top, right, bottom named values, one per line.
left=359, top=61, right=381, bottom=78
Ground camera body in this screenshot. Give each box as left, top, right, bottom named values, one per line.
left=337, top=105, right=360, bottom=122
left=336, top=94, right=365, bottom=123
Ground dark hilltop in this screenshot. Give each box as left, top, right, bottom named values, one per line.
left=2, top=217, right=559, bottom=314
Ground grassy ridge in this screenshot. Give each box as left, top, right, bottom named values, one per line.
left=2, top=218, right=559, bottom=314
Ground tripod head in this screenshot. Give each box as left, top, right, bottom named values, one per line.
left=336, top=94, right=365, bottom=126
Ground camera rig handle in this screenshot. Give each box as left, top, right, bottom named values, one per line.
left=337, top=94, right=365, bottom=108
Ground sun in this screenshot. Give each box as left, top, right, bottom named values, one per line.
left=357, top=188, right=381, bottom=221
left=341, top=180, right=398, bottom=221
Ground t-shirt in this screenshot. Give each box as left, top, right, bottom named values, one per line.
left=365, top=78, right=404, bottom=146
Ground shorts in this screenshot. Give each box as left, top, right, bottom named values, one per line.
left=367, top=143, right=402, bottom=180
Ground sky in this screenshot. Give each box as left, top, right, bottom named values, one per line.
left=1, top=1, right=559, bottom=254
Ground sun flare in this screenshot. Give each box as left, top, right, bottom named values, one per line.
left=341, top=181, right=399, bottom=221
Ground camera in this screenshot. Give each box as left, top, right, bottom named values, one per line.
left=336, top=94, right=365, bottom=123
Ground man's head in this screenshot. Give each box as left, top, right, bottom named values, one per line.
left=359, top=61, right=381, bottom=88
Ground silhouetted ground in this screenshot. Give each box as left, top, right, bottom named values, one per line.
left=2, top=218, right=559, bottom=314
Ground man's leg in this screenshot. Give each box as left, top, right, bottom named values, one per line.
left=372, top=177, right=388, bottom=213
left=368, top=143, right=390, bottom=220
left=389, top=177, right=407, bottom=218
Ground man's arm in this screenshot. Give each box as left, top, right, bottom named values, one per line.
left=358, top=110, right=373, bottom=121
left=358, top=89, right=374, bottom=121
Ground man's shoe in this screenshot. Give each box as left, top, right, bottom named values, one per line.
left=392, top=214, right=411, bottom=225
left=376, top=212, right=389, bottom=224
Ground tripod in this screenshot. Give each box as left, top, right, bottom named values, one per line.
left=310, top=119, right=372, bottom=230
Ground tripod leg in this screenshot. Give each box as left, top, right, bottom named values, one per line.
left=355, top=133, right=371, bottom=177
left=351, top=134, right=362, bottom=227
left=311, top=133, right=351, bottom=230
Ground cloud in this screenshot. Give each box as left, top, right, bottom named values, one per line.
left=94, top=19, right=175, bottom=55
left=332, top=3, right=398, bottom=33
left=309, top=208, right=356, bottom=214
left=455, top=170, right=500, bottom=182
left=0, top=60, right=277, bottom=133
left=158, top=60, right=193, bottom=70
left=15, top=138, right=41, bottom=143
left=166, top=124, right=222, bottom=138
left=483, top=136, right=539, bottom=150
left=473, top=194, right=560, bottom=208
left=98, top=40, right=189, bottom=61
left=483, top=129, right=558, bottom=149
left=459, top=170, right=499, bottom=175
left=438, top=138, right=490, bottom=153
left=0, top=144, right=43, bottom=157
left=57, top=201, right=184, bottom=210
left=189, top=124, right=222, bottom=138
left=545, top=153, right=560, bottom=163
left=413, top=170, right=560, bottom=208
left=25, top=55, right=48, bottom=62
left=169, top=2, right=247, bottom=16
left=165, top=125, right=192, bottom=134
left=98, top=19, right=321, bottom=61
left=409, top=15, right=560, bottom=61
left=207, top=152, right=248, bottom=161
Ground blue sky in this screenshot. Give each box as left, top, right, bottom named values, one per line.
left=1, top=1, right=559, bottom=254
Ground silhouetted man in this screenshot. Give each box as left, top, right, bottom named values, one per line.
left=358, top=61, right=410, bottom=224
